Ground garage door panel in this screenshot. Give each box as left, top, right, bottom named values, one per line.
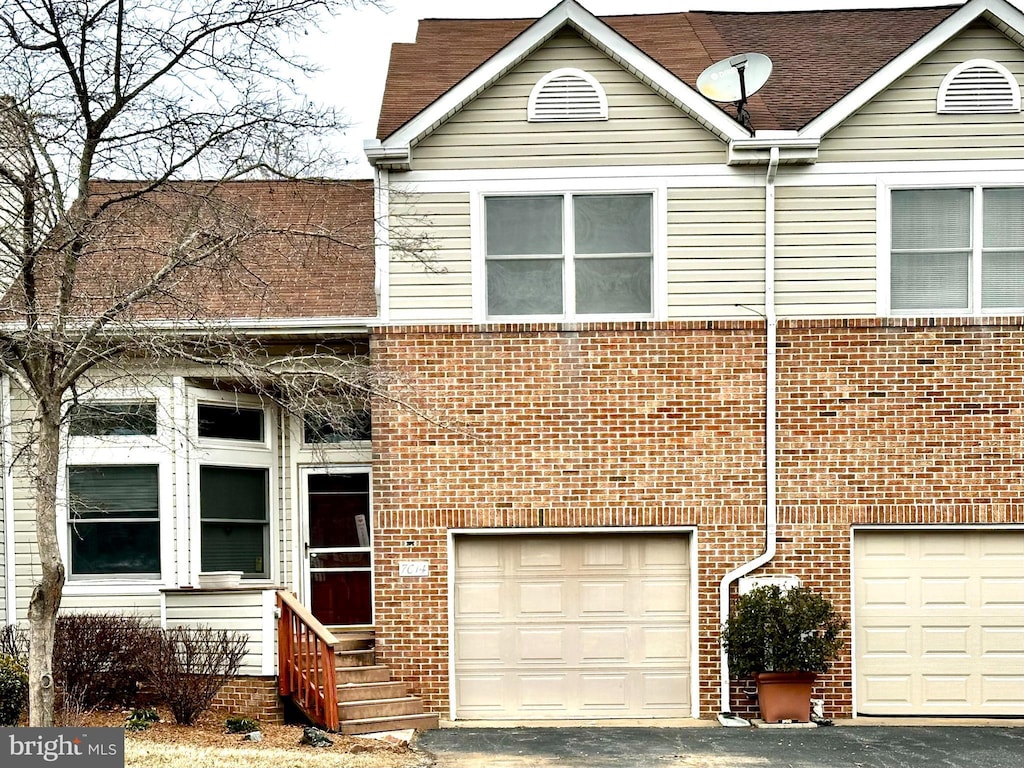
left=981, top=577, right=1024, bottom=607
left=921, top=578, right=969, bottom=607
left=861, top=577, right=909, bottom=607
left=454, top=533, right=691, bottom=719
left=921, top=626, right=971, bottom=655
left=642, top=626, right=689, bottom=662
left=519, top=582, right=564, bottom=614
left=582, top=539, right=625, bottom=567
left=579, top=581, right=627, bottom=614
left=641, top=673, right=690, bottom=708
left=455, top=581, right=502, bottom=615
left=641, top=579, right=688, bottom=614
left=862, top=626, right=911, bottom=656
left=981, top=626, right=1024, bottom=655
left=855, top=530, right=1024, bottom=716
left=518, top=628, right=566, bottom=663
left=455, top=628, right=504, bottom=662
left=520, top=539, right=562, bottom=568
left=982, top=675, right=1024, bottom=705
left=580, top=674, right=628, bottom=708
left=580, top=627, right=628, bottom=662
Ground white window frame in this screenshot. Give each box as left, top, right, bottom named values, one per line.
left=59, top=387, right=175, bottom=591
left=188, top=388, right=277, bottom=585
left=473, top=183, right=664, bottom=323
left=878, top=181, right=1024, bottom=317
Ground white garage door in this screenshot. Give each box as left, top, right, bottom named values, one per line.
left=855, top=530, right=1024, bottom=716
left=453, top=533, right=691, bottom=719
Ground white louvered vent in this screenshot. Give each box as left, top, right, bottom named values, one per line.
left=937, top=59, right=1021, bottom=114
left=528, top=68, right=608, bottom=122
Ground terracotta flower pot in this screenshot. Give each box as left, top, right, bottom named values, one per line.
left=754, top=671, right=817, bottom=723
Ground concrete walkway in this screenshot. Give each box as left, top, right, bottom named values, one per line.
left=416, top=725, right=1024, bottom=768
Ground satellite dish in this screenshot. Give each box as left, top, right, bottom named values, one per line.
left=697, top=53, right=772, bottom=133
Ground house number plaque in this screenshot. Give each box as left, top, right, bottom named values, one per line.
left=399, top=561, right=430, bottom=577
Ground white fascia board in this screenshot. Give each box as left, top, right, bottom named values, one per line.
left=803, top=0, right=1024, bottom=139
left=379, top=0, right=746, bottom=155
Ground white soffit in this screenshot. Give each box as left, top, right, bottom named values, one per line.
left=381, top=0, right=748, bottom=154
left=803, top=0, right=1024, bottom=139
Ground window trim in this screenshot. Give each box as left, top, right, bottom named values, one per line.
left=474, top=185, right=663, bottom=322
left=59, top=387, right=175, bottom=588
left=187, top=388, right=277, bottom=585
left=879, top=181, right=1024, bottom=317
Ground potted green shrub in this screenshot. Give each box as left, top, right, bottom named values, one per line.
left=721, top=584, right=847, bottom=723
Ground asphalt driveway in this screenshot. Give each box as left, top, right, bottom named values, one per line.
left=416, top=725, right=1024, bottom=768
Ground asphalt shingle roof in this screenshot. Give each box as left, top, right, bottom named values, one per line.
left=377, top=6, right=960, bottom=139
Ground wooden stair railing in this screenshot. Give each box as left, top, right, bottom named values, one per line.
left=277, top=590, right=339, bottom=731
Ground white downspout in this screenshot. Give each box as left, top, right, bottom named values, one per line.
left=719, top=146, right=780, bottom=714
left=2, top=375, right=15, bottom=623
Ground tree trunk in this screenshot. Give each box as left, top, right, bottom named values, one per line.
left=27, top=400, right=64, bottom=726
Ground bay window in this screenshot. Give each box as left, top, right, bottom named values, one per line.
left=485, top=193, right=653, bottom=318
left=890, top=186, right=1024, bottom=313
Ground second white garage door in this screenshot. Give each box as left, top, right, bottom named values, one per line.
left=452, top=533, right=691, bottom=719
left=855, top=529, right=1024, bottom=716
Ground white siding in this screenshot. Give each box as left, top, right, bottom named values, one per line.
left=389, top=192, right=473, bottom=322
left=775, top=185, right=877, bottom=317
left=411, top=30, right=725, bottom=172
left=667, top=186, right=766, bottom=319
left=163, top=589, right=272, bottom=676
left=819, top=22, right=1024, bottom=163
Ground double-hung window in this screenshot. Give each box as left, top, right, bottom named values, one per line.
left=64, top=397, right=166, bottom=581
left=485, top=193, right=653, bottom=318
left=194, top=398, right=272, bottom=579
left=890, top=187, right=1024, bottom=313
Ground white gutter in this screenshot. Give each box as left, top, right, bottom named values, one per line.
left=719, top=145, right=780, bottom=714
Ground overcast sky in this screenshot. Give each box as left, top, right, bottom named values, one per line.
left=301, top=0, right=1018, bottom=176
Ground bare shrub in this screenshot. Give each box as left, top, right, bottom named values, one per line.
left=148, top=627, right=248, bottom=725
left=0, top=625, right=27, bottom=667
left=53, top=613, right=160, bottom=718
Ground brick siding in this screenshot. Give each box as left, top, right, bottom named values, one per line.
left=210, top=676, right=284, bottom=724
left=370, top=318, right=1024, bottom=720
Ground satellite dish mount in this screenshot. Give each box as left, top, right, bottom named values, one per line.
left=697, top=53, right=773, bottom=134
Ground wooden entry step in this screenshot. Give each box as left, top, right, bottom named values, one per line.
left=330, top=630, right=438, bottom=735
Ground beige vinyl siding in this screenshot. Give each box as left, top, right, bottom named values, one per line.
left=667, top=186, right=766, bottom=319
left=12, top=383, right=39, bottom=618
left=819, top=22, right=1024, bottom=163
left=164, top=589, right=272, bottom=676
left=59, top=593, right=162, bottom=620
left=389, top=192, right=473, bottom=322
left=411, top=30, right=725, bottom=171
left=775, top=185, right=877, bottom=317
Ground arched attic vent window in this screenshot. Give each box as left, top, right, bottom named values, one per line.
left=937, top=59, right=1021, bottom=114
left=528, top=68, right=609, bottom=122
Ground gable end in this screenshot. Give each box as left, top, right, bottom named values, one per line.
left=938, top=58, right=1022, bottom=113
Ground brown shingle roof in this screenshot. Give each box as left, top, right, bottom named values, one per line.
left=377, top=6, right=960, bottom=139
left=2, top=179, right=376, bottom=324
